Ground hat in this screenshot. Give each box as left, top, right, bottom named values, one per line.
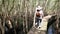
left=36, top=6, right=42, bottom=10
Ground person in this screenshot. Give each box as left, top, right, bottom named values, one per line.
left=48, top=25, right=54, bottom=34
left=35, top=6, right=44, bottom=28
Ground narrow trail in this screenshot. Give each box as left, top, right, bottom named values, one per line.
left=27, top=27, right=41, bottom=34
left=27, top=15, right=52, bottom=34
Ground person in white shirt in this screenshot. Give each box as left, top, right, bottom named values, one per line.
left=35, top=6, right=44, bottom=28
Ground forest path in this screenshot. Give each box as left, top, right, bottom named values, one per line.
left=27, top=27, right=41, bottom=34
left=27, top=15, right=52, bottom=34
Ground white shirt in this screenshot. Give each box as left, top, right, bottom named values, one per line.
left=35, top=6, right=44, bottom=19
left=39, top=10, right=44, bottom=19
left=35, top=10, right=44, bottom=19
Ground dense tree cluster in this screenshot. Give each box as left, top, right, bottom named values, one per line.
left=0, top=0, right=60, bottom=34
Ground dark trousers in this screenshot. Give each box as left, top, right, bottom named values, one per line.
left=35, top=18, right=42, bottom=27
